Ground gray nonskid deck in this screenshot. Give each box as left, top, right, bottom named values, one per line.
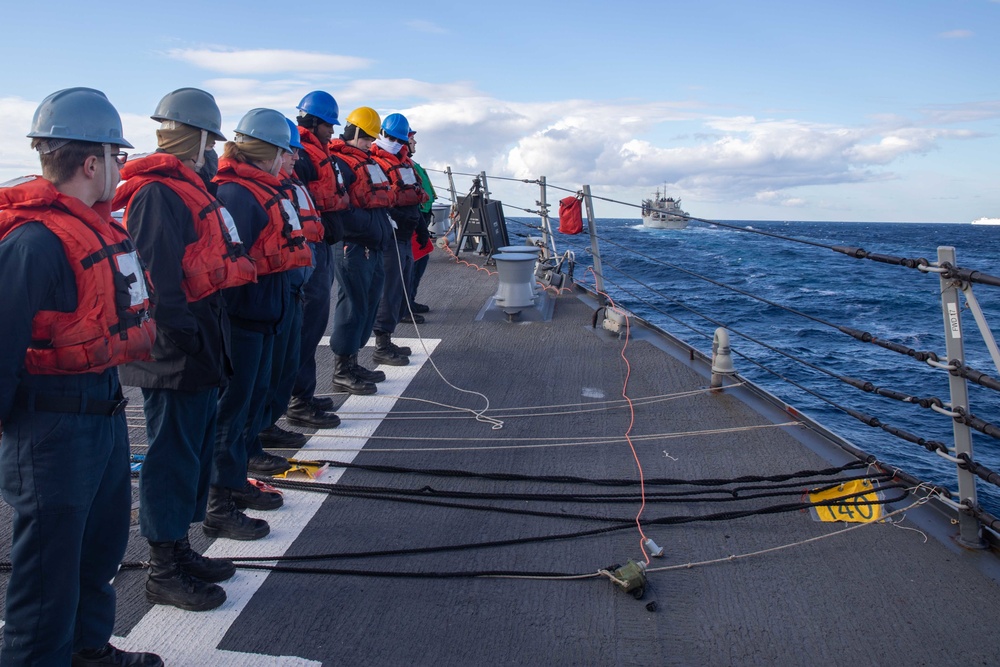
left=3, top=248, right=1000, bottom=666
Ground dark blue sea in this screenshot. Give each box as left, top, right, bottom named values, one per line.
left=513, top=218, right=1000, bottom=516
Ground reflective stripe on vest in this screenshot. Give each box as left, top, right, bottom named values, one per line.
left=371, top=145, right=429, bottom=207
left=328, top=139, right=393, bottom=209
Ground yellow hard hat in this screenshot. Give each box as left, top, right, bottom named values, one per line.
left=346, top=106, right=381, bottom=139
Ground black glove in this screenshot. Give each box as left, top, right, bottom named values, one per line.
left=321, top=211, right=343, bottom=245
left=416, top=228, right=430, bottom=247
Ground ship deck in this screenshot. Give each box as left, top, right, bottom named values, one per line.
left=3, top=245, right=1000, bottom=666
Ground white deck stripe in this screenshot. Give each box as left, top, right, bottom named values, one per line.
left=112, top=338, right=439, bottom=666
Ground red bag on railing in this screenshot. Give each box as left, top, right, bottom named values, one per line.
left=558, top=196, right=583, bottom=235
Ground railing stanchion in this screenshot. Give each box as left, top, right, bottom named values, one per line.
left=937, top=245, right=986, bottom=548
left=582, top=184, right=605, bottom=302
left=538, top=176, right=555, bottom=258
left=444, top=167, right=458, bottom=245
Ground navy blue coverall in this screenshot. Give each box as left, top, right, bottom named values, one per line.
left=0, top=223, right=131, bottom=665
left=214, top=174, right=288, bottom=490
left=117, top=172, right=233, bottom=542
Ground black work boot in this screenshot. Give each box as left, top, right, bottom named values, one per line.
left=247, top=451, right=293, bottom=475
left=311, top=395, right=335, bottom=411
left=332, top=354, right=377, bottom=394
left=258, top=423, right=308, bottom=447
left=203, top=486, right=270, bottom=540
left=174, top=533, right=235, bottom=583
left=285, top=397, right=342, bottom=428
left=72, top=643, right=164, bottom=666
left=349, top=353, right=386, bottom=383
left=381, top=337, right=412, bottom=356
left=231, top=480, right=283, bottom=511
left=373, top=333, right=409, bottom=366
left=145, top=540, right=226, bottom=611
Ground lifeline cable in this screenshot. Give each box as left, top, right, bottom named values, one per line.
left=383, top=170, right=999, bottom=511
left=571, top=248, right=1000, bottom=457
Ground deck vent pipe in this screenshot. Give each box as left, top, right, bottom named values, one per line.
left=711, top=328, right=735, bottom=388
left=494, top=253, right=537, bottom=315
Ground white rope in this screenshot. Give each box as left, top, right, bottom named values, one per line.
left=926, top=358, right=958, bottom=371
left=929, top=402, right=961, bottom=418
left=644, top=495, right=930, bottom=574
left=481, top=492, right=935, bottom=583
left=390, top=235, right=504, bottom=430
left=330, top=385, right=742, bottom=421
left=280, top=422, right=803, bottom=454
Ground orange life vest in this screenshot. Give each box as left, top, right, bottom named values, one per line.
left=113, top=153, right=257, bottom=302
left=371, top=145, right=429, bottom=208
left=213, top=159, right=312, bottom=276
left=0, top=176, right=156, bottom=375
left=279, top=169, right=325, bottom=243
left=328, top=139, right=393, bottom=209
left=299, top=128, right=350, bottom=212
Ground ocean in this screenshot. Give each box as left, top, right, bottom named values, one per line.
left=514, top=218, right=1000, bottom=516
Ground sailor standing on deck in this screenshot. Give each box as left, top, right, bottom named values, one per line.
left=371, top=113, right=429, bottom=362
left=208, top=109, right=311, bottom=540
left=283, top=91, right=352, bottom=429
left=407, top=129, right=437, bottom=316
left=327, top=107, right=394, bottom=394
left=245, top=118, right=323, bottom=472
left=0, top=88, right=162, bottom=666
left=113, top=88, right=256, bottom=612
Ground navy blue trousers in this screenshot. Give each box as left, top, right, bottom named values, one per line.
left=247, top=291, right=304, bottom=459
left=213, top=325, right=273, bottom=490
left=139, top=386, right=219, bottom=541
left=330, top=241, right=384, bottom=356
left=376, top=238, right=414, bottom=335
left=292, top=242, right=334, bottom=403
left=410, top=253, right=430, bottom=305
left=0, top=372, right=130, bottom=666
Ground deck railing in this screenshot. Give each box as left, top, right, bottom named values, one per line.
left=425, top=166, right=1000, bottom=543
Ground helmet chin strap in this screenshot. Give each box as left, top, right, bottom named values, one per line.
left=193, top=129, right=208, bottom=171
left=98, top=143, right=115, bottom=203
left=268, top=150, right=285, bottom=176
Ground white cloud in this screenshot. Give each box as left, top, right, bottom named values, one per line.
left=166, top=48, right=371, bottom=75
left=920, top=100, right=1000, bottom=124
left=939, top=29, right=973, bottom=38
left=0, top=68, right=988, bottom=220
left=406, top=20, right=448, bottom=34
left=0, top=97, right=38, bottom=177
left=403, top=100, right=981, bottom=209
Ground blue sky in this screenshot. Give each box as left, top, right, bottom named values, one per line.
left=1, top=0, right=998, bottom=222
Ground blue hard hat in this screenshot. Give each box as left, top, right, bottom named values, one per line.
left=286, top=118, right=303, bottom=150
left=296, top=91, right=340, bottom=126
left=234, top=108, right=291, bottom=153
left=152, top=87, right=226, bottom=141
left=381, top=113, right=410, bottom=141
left=28, top=87, right=134, bottom=148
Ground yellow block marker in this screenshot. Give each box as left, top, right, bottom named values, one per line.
left=275, top=459, right=330, bottom=480
left=809, top=479, right=883, bottom=523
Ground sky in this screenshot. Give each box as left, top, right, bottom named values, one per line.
left=1, top=0, right=998, bottom=222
